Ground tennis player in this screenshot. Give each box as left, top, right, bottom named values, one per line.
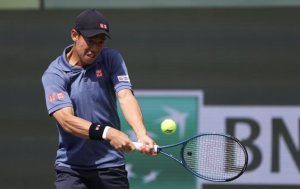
left=41, top=9, right=156, bottom=189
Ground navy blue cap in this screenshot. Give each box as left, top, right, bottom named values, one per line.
left=75, top=9, right=111, bottom=39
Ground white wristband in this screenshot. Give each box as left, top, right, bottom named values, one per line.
left=102, top=126, right=111, bottom=140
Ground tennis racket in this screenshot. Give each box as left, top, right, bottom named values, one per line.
left=133, top=133, right=248, bottom=182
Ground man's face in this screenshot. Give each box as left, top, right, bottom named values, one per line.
left=72, top=30, right=106, bottom=66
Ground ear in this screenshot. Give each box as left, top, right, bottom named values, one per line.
left=70, top=29, right=79, bottom=42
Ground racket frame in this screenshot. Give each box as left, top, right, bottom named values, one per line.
left=157, top=133, right=248, bottom=182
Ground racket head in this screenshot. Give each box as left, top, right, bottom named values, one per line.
left=181, top=133, right=248, bottom=182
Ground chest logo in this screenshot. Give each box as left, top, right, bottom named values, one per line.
left=96, top=69, right=103, bottom=78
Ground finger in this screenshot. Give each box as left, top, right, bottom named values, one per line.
left=121, top=142, right=135, bottom=152
left=126, top=144, right=135, bottom=152
left=139, top=145, right=156, bottom=156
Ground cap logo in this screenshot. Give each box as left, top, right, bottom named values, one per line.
left=99, top=23, right=108, bottom=30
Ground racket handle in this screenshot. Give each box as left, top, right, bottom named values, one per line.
left=133, top=142, right=158, bottom=153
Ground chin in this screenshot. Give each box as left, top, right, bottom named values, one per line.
left=83, top=58, right=96, bottom=65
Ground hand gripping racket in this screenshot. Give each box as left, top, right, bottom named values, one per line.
left=133, top=133, right=248, bottom=182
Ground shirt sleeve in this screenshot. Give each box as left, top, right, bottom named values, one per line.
left=109, top=51, right=132, bottom=93
left=41, top=72, right=73, bottom=115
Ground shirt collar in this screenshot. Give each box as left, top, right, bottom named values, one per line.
left=59, top=45, right=102, bottom=72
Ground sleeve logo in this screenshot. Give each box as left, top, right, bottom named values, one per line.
left=48, top=92, right=65, bottom=102
left=117, top=75, right=130, bottom=82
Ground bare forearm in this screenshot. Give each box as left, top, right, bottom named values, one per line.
left=52, top=107, right=91, bottom=138
left=62, top=117, right=91, bottom=138
left=118, top=89, right=157, bottom=155
left=53, top=106, right=135, bottom=151
left=118, top=90, right=147, bottom=138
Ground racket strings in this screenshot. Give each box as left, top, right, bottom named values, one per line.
left=183, top=135, right=246, bottom=181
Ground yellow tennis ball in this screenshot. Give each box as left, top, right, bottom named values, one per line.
left=161, top=119, right=177, bottom=134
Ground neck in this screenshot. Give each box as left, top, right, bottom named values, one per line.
left=67, top=47, right=81, bottom=67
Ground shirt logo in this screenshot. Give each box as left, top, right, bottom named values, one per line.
left=118, top=75, right=130, bottom=82
left=57, top=92, right=64, bottom=100
left=96, top=69, right=103, bottom=78
left=95, top=125, right=101, bottom=130
left=48, top=94, right=56, bottom=102
left=48, top=92, right=65, bottom=103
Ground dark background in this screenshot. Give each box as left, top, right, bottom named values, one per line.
left=0, top=8, right=299, bottom=188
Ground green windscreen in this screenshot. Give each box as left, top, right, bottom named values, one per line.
left=118, top=91, right=203, bottom=189
left=0, top=0, right=39, bottom=9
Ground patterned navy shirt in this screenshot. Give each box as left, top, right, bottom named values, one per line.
left=42, top=45, right=132, bottom=169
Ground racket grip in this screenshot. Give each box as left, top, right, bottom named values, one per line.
left=133, top=142, right=158, bottom=153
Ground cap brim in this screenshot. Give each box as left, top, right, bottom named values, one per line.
left=80, top=29, right=111, bottom=39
